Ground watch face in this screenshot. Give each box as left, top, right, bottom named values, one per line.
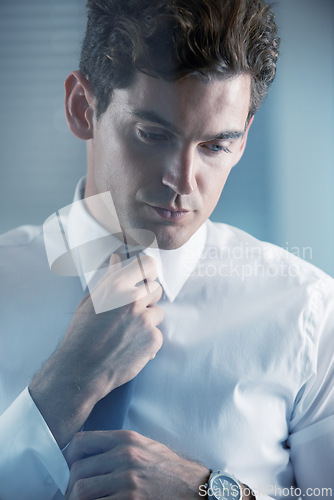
left=209, top=473, right=241, bottom=500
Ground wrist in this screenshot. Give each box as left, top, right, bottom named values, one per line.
left=240, top=482, right=256, bottom=500
left=205, top=470, right=255, bottom=500
left=29, top=353, right=98, bottom=448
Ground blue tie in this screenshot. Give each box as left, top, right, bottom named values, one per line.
left=84, top=232, right=155, bottom=431
left=84, top=379, right=136, bottom=430
left=84, top=238, right=140, bottom=431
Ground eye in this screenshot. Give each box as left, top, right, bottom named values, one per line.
left=136, top=128, right=169, bottom=143
left=210, top=144, right=230, bottom=153
left=201, top=142, right=231, bottom=154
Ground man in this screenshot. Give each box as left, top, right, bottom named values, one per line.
left=0, top=1, right=333, bottom=499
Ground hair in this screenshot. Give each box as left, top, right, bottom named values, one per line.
left=80, top=0, right=280, bottom=120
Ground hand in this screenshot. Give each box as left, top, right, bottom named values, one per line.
left=59, top=254, right=163, bottom=392
left=64, top=430, right=210, bottom=499
left=29, top=255, right=164, bottom=448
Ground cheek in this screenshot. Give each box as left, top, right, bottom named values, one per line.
left=200, top=166, right=231, bottom=207
left=94, top=138, right=139, bottom=190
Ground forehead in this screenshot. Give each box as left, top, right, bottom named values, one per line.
left=104, top=71, right=251, bottom=136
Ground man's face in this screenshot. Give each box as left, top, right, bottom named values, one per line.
left=85, top=72, right=252, bottom=250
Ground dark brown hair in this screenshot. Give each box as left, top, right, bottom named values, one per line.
left=80, top=0, right=280, bottom=120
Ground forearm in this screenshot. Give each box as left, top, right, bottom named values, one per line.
left=28, top=255, right=163, bottom=449
left=64, top=429, right=259, bottom=499
left=241, top=482, right=256, bottom=499
left=29, top=349, right=99, bottom=449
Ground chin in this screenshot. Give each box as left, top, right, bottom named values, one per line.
left=122, top=214, right=198, bottom=250
left=153, top=226, right=194, bottom=250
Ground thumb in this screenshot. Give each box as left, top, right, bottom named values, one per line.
left=108, top=253, right=122, bottom=272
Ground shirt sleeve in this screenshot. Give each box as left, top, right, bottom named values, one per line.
left=288, top=278, right=334, bottom=497
left=0, top=386, right=70, bottom=500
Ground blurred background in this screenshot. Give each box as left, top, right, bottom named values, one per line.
left=0, top=0, right=333, bottom=276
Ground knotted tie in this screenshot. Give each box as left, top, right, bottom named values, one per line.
left=83, top=241, right=145, bottom=431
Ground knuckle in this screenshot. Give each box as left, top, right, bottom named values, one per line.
left=151, top=330, right=163, bottom=356
left=148, top=326, right=157, bottom=342
left=148, top=278, right=160, bottom=292
left=141, top=312, right=153, bottom=330
left=148, top=283, right=162, bottom=301
left=132, top=288, right=145, bottom=304
left=72, top=478, right=87, bottom=499
left=142, top=256, right=158, bottom=275
left=131, top=299, right=142, bottom=315
left=127, top=491, right=140, bottom=500
left=71, top=431, right=85, bottom=450
left=129, top=292, right=145, bottom=311
left=142, top=254, right=155, bottom=266
left=123, top=429, right=140, bottom=444
left=122, top=445, right=139, bottom=465
left=122, top=470, right=140, bottom=491
left=155, top=305, right=165, bottom=323
left=153, top=280, right=162, bottom=293
left=70, top=460, right=82, bottom=480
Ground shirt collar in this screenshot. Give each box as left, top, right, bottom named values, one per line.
left=66, top=177, right=207, bottom=302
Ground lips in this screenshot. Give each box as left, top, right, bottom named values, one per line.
left=150, top=205, right=190, bottom=221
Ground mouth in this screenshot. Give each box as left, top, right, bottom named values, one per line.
left=148, top=205, right=191, bottom=221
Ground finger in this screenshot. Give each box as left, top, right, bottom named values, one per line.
left=66, top=452, right=114, bottom=498
left=97, top=255, right=159, bottom=299
left=148, top=280, right=163, bottom=303
left=66, top=471, right=115, bottom=500
left=65, top=430, right=143, bottom=468
left=108, top=253, right=122, bottom=272
left=135, top=280, right=163, bottom=307
left=65, top=431, right=117, bottom=468
left=111, top=254, right=159, bottom=285
left=67, top=469, right=143, bottom=500
left=67, top=469, right=147, bottom=500
left=147, top=304, right=165, bottom=327
left=66, top=441, right=151, bottom=499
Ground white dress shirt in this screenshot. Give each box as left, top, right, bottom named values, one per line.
left=0, top=178, right=333, bottom=500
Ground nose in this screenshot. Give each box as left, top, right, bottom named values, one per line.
left=161, top=147, right=197, bottom=195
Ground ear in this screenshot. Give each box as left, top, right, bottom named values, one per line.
left=232, top=115, right=254, bottom=167
left=65, top=70, right=95, bottom=140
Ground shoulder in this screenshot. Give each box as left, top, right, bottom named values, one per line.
left=0, top=225, right=47, bottom=271
left=205, top=219, right=333, bottom=285
left=0, top=222, right=83, bottom=331
left=205, top=220, right=334, bottom=383
left=0, top=225, right=51, bottom=292
left=204, top=219, right=334, bottom=343
left=0, top=225, right=43, bottom=248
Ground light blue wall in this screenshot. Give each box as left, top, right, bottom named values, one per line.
left=211, top=0, right=334, bottom=276
left=271, top=0, right=334, bottom=276
left=0, top=0, right=87, bottom=232
left=0, top=0, right=333, bottom=276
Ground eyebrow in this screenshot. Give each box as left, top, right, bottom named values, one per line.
left=131, top=110, right=182, bottom=135
left=130, top=110, right=245, bottom=141
left=209, top=131, right=244, bottom=141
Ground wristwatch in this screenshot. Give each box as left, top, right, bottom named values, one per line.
left=207, top=470, right=242, bottom=499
